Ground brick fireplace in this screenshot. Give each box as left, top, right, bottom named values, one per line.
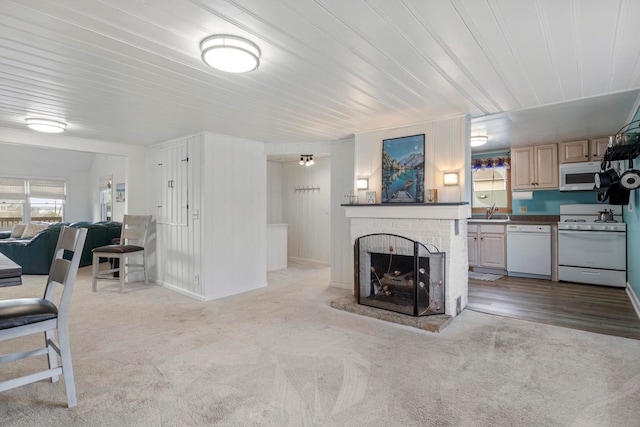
left=344, top=203, right=470, bottom=317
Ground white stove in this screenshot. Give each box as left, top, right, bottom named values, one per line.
left=557, top=204, right=626, bottom=287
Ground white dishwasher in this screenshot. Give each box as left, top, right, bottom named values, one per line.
left=506, top=224, right=551, bottom=279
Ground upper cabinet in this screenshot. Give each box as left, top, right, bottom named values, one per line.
left=558, top=139, right=589, bottom=163
left=512, top=144, right=558, bottom=190
left=559, top=138, right=610, bottom=163
left=156, top=142, right=189, bottom=226
left=589, top=137, right=610, bottom=161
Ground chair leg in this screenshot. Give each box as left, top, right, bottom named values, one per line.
left=57, top=325, right=77, bottom=408
left=45, top=329, right=59, bottom=383
left=119, top=255, right=125, bottom=293
left=92, top=253, right=99, bottom=292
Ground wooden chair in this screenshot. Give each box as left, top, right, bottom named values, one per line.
left=91, top=215, right=151, bottom=293
left=0, top=226, right=87, bottom=408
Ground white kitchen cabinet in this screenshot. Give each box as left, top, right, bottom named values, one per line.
left=512, top=144, right=558, bottom=190
left=468, top=223, right=506, bottom=270
left=156, top=142, right=189, bottom=225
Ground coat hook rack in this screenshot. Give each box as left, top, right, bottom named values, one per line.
left=294, top=185, right=320, bottom=192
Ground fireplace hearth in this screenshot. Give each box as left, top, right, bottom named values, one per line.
left=355, top=234, right=445, bottom=316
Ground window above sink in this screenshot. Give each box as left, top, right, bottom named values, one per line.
left=471, top=154, right=512, bottom=214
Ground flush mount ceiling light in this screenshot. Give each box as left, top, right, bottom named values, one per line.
left=200, top=34, right=261, bottom=73
left=470, top=135, right=488, bottom=147
left=25, top=118, right=67, bottom=133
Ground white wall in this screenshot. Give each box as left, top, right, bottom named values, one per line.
left=354, top=115, right=470, bottom=203
left=89, top=153, right=127, bottom=222
left=0, top=143, right=94, bottom=222
left=330, top=136, right=355, bottom=288
left=201, top=132, right=267, bottom=300
left=280, top=156, right=331, bottom=264
left=267, top=161, right=283, bottom=224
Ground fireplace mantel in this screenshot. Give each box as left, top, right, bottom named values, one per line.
left=343, top=202, right=470, bottom=220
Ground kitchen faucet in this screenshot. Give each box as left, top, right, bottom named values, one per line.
left=486, top=203, right=499, bottom=219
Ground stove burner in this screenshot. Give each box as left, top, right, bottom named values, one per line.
left=564, top=219, right=586, bottom=222
left=595, top=219, right=618, bottom=223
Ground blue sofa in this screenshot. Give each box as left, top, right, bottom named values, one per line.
left=0, top=221, right=122, bottom=274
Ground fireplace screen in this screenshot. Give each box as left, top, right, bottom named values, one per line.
left=354, top=234, right=445, bottom=316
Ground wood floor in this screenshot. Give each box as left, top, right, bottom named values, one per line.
left=467, top=274, right=640, bottom=340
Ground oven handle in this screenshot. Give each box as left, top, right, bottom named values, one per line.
left=558, top=230, right=626, bottom=236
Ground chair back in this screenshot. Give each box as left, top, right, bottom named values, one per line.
left=43, top=226, right=88, bottom=320
left=120, top=215, right=151, bottom=247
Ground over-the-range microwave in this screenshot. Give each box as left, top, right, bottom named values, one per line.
left=559, top=161, right=601, bottom=191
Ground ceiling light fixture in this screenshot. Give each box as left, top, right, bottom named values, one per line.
left=25, top=118, right=67, bottom=133
left=470, top=135, right=488, bottom=147
left=200, top=34, right=261, bottom=73
left=300, top=154, right=314, bottom=166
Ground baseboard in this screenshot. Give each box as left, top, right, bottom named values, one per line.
left=626, top=282, right=640, bottom=320
left=329, top=281, right=352, bottom=290
left=287, top=257, right=330, bottom=266
left=155, top=280, right=208, bottom=301
left=267, top=264, right=288, bottom=272
left=203, top=281, right=268, bottom=301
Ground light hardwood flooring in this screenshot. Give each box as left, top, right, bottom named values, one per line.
left=467, top=274, right=640, bottom=340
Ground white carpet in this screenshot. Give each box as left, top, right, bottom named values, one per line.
left=1, top=262, right=640, bottom=426
left=468, top=271, right=504, bottom=281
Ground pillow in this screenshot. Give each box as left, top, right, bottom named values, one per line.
left=21, top=222, right=49, bottom=239
left=10, top=223, right=26, bottom=238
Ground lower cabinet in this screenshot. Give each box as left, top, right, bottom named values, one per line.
left=468, top=223, right=506, bottom=270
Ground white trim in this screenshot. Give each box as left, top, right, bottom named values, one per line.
left=626, top=282, right=640, bottom=320
left=155, top=280, right=208, bottom=301
left=204, top=282, right=268, bottom=301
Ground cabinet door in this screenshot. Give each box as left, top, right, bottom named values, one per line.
left=534, top=144, right=558, bottom=189
left=468, top=233, right=478, bottom=267
left=512, top=146, right=535, bottom=190
left=156, top=149, right=170, bottom=224
left=479, top=233, right=505, bottom=268
left=590, top=137, right=610, bottom=161
left=559, top=140, right=589, bottom=163
left=170, top=143, right=189, bottom=226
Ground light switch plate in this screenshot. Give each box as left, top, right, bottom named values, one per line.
left=519, top=205, right=528, bottom=213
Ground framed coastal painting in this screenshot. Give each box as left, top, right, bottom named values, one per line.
left=381, top=134, right=425, bottom=203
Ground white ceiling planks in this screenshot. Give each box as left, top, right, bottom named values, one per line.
left=0, top=0, right=638, bottom=149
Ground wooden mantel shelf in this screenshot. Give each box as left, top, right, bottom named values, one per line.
left=342, top=202, right=471, bottom=220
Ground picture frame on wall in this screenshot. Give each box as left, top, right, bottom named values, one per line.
left=381, top=134, right=425, bottom=203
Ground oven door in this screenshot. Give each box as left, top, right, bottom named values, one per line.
left=558, top=230, right=626, bottom=270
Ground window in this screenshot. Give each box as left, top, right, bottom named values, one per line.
left=0, top=177, right=66, bottom=229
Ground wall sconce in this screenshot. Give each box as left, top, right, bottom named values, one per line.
left=443, top=171, right=459, bottom=186
left=299, top=154, right=314, bottom=166
left=356, top=177, right=369, bottom=190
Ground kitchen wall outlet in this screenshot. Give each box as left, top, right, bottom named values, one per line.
left=519, top=205, right=528, bottom=213
left=456, top=296, right=462, bottom=315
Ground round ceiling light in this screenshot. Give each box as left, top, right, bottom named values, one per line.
left=470, top=135, right=488, bottom=147
left=200, top=35, right=261, bottom=73
left=25, top=118, right=67, bottom=133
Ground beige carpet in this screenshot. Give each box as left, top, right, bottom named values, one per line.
left=1, top=261, right=640, bottom=426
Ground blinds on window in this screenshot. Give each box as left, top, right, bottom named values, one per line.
left=28, top=179, right=66, bottom=200
left=0, top=177, right=27, bottom=201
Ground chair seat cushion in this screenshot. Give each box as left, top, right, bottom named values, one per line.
left=92, top=244, right=144, bottom=254
left=0, top=298, right=57, bottom=330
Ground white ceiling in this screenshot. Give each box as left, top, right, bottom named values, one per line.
left=1, top=0, right=640, bottom=151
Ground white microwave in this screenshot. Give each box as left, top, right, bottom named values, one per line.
left=559, top=161, right=601, bottom=191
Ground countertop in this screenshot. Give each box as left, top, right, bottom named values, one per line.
left=468, top=215, right=560, bottom=225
